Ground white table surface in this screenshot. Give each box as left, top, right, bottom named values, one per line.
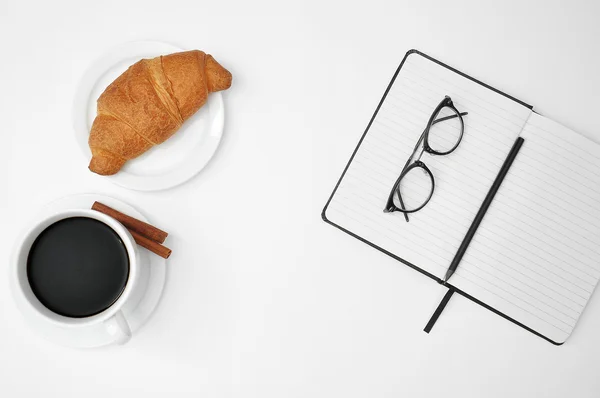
left=2, top=0, right=600, bottom=396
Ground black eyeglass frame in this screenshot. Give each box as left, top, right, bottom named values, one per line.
left=384, top=96, right=467, bottom=220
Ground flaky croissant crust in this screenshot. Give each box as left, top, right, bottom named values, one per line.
left=88, top=50, right=232, bottom=175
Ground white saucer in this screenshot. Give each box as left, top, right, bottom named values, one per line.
left=11, top=194, right=167, bottom=348
left=72, top=41, right=226, bottom=191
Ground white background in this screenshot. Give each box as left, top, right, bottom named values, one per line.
left=1, top=0, right=600, bottom=396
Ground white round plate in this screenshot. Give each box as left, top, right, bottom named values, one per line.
left=73, top=41, right=225, bottom=191
left=11, top=194, right=167, bottom=348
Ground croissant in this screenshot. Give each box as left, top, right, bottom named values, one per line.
left=88, top=50, right=232, bottom=175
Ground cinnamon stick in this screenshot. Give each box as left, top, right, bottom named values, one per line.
left=92, top=201, right=168, bottom=244
left=129, top=230, right=172, bottom=259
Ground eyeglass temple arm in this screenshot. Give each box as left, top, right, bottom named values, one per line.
left=431, top=111, right=468, bottom=126
left=396, top=190, right=410, bottom=222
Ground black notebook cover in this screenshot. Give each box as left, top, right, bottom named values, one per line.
left=321, top=49, right=562, bottom=345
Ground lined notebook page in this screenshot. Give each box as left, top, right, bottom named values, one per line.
left=451, top=113, right=600, bottom=343
left=324, top=52, right=532, bottom=279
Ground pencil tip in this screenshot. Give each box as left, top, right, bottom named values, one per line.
left=444, top=269, right=454, bottom=282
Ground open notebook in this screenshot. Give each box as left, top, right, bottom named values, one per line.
left=322, top=50, right=600, bottom=344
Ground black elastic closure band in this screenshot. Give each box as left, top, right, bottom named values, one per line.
left=424, top=287, right=455, bottom=334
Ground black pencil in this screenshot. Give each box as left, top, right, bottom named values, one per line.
left=444, top=136, right=525, bottom=282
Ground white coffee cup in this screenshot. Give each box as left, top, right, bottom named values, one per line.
left=11, top=209, right=148, bottom=345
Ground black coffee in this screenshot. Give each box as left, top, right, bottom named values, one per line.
left=27, top=217, right=129, bottom=318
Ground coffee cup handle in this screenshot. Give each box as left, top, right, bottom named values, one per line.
left=104, top=310, right=131, bottom=345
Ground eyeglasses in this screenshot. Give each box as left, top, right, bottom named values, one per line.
left=384, top=96, right=467, bottom=222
